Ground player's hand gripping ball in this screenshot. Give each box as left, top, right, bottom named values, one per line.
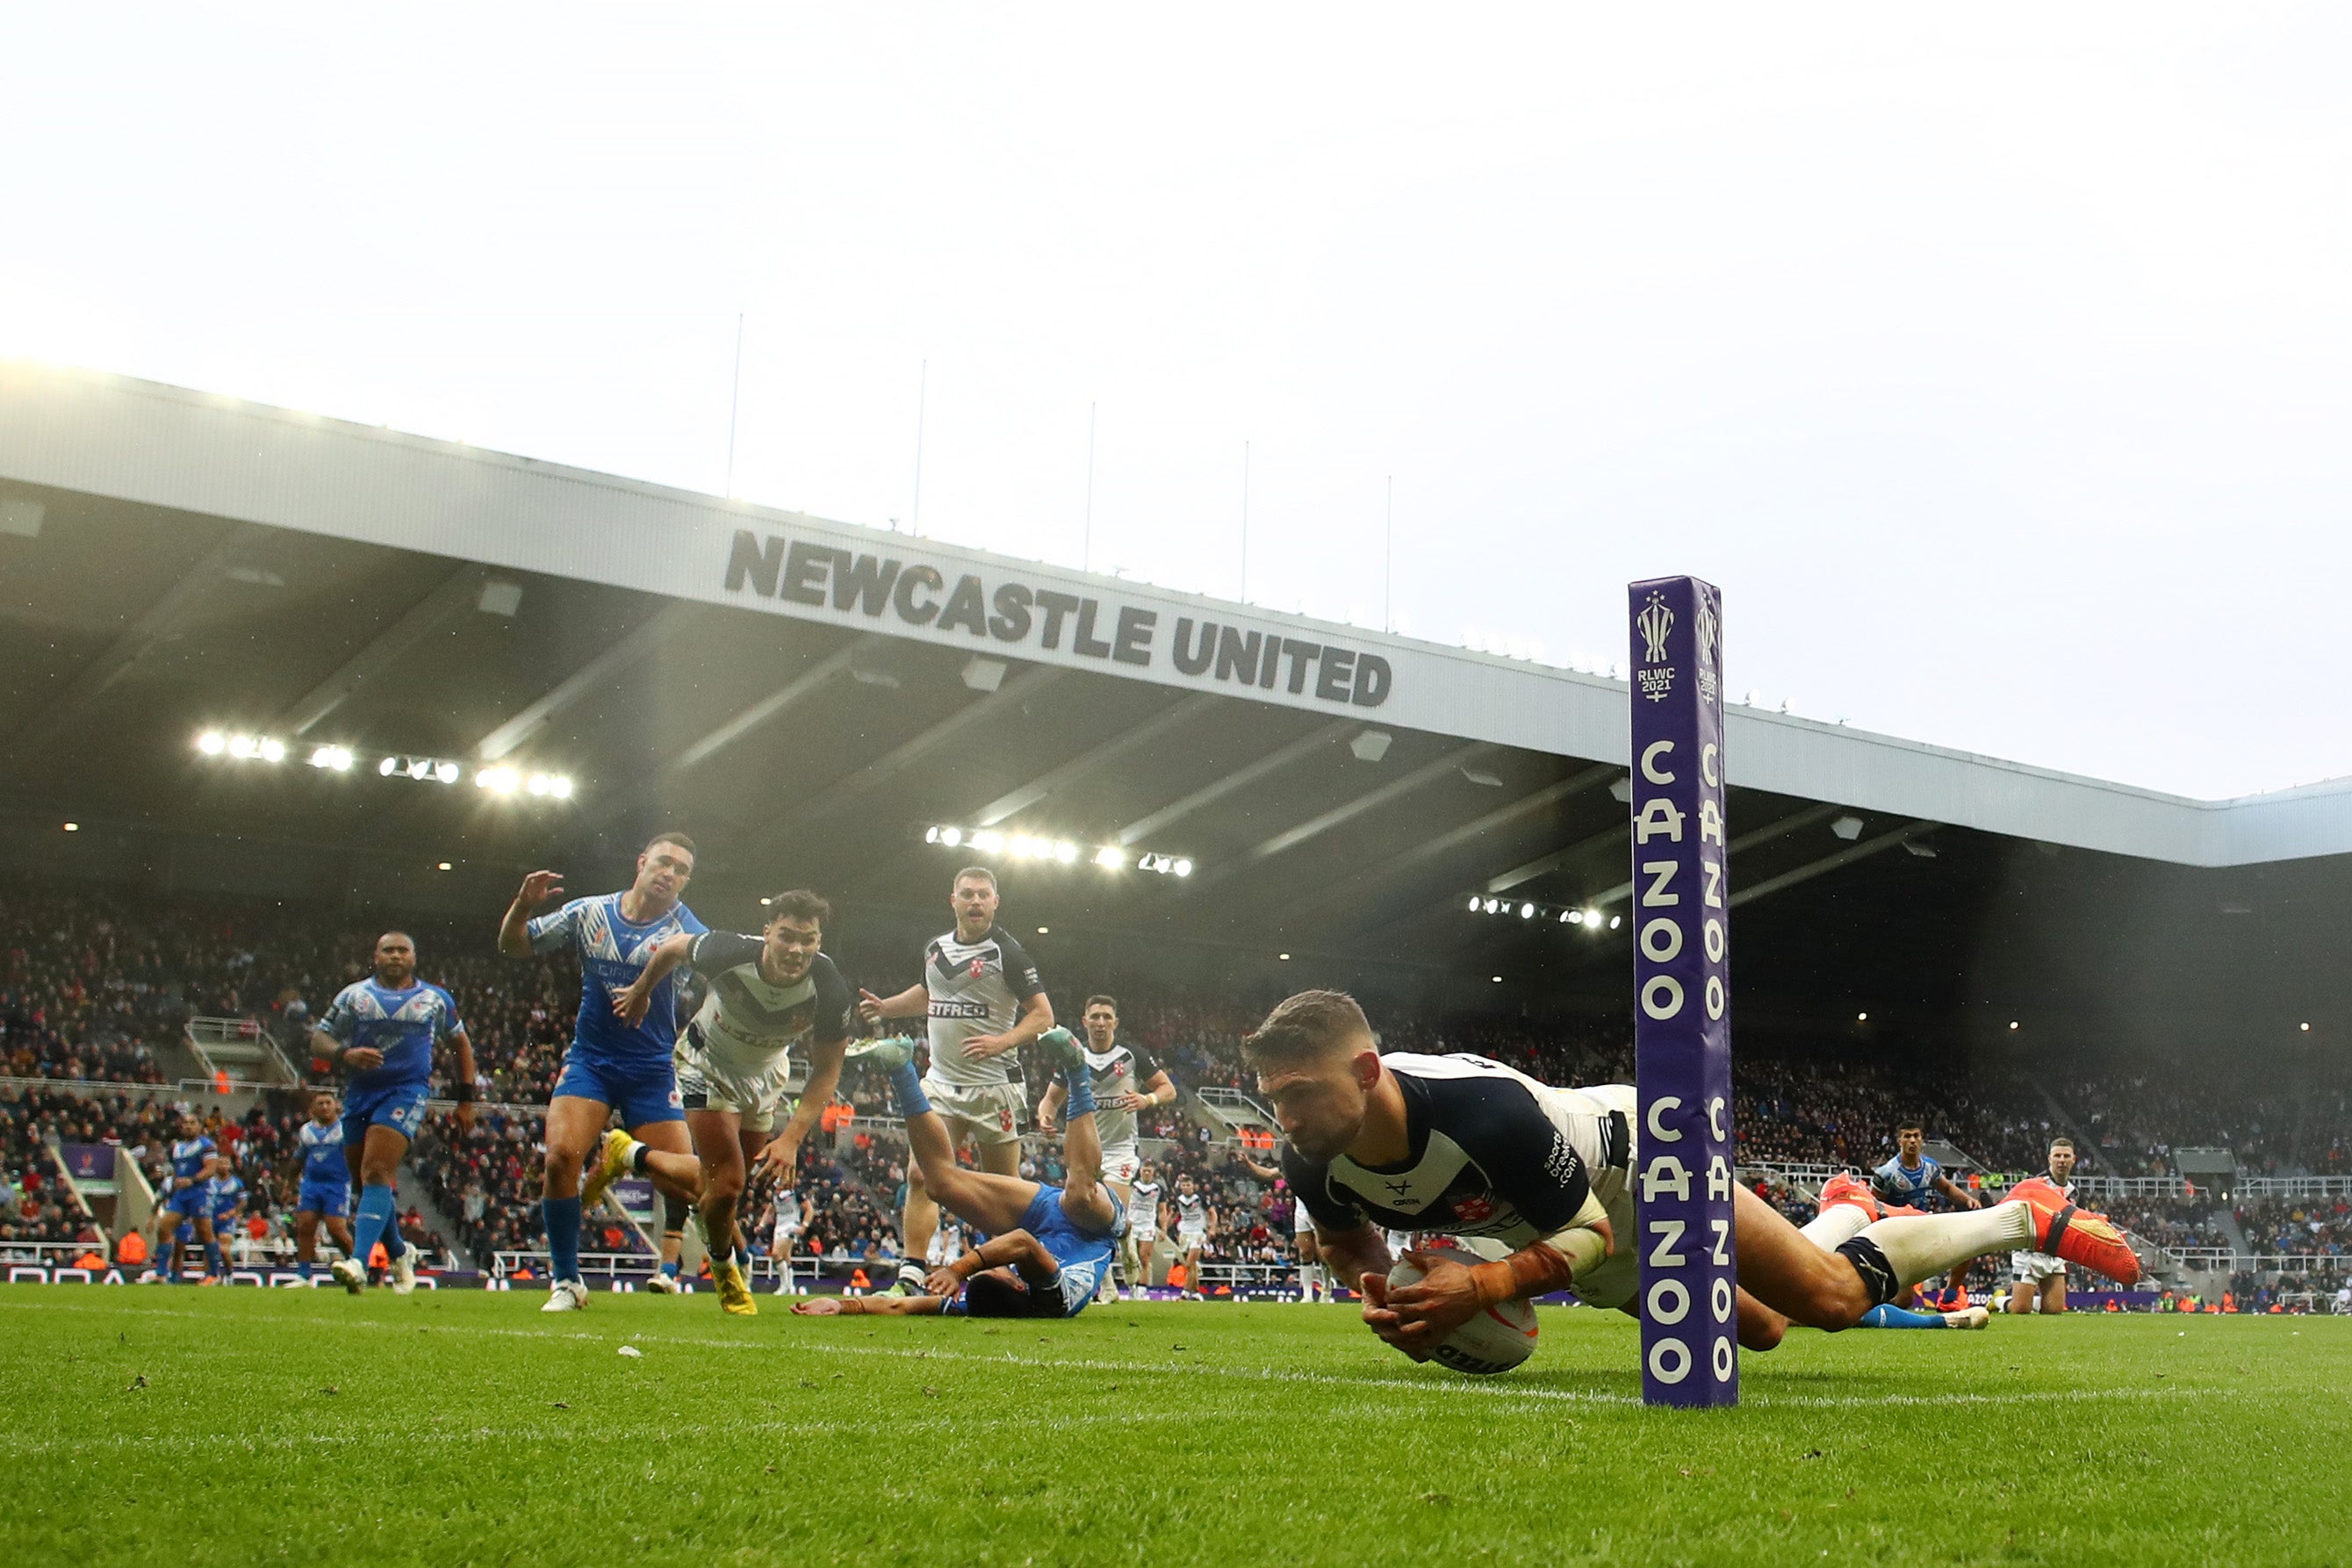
left=1387, top=1235, right=1539, bottom=1376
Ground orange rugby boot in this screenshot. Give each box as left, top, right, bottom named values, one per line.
left=2008, top=1176, right=2140, bottom=1284
left=1817, top=1172, right=1881, bottom=1222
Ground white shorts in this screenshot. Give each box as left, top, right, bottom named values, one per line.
left=2010, top=1251, right=2068, bottom=1284
left=676, top=1039, right=792, bottom=1133
left=1293, top=1199, right=1315, bottom=1237
left=1102, top=1145, right=1141, bottom=1186
left=1177, top=1226, right=1208, bottom=1251
left=923, top=1075, right=1025, bottom=1147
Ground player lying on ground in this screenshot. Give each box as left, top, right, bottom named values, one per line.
left=600, top=888, right=853, bottom=1316
left=1034, top=994, right=1173, bottom=1302
left=793, top=1028, right=1120, bottom=1319
left=1246, top=990, right=2138, bottom=1363
left=311, top=931, right=477, bottom=1295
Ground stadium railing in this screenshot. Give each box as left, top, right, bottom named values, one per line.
left=1196, top=1260, right=1294, bottom=1293
left=490, top=1249, right=661, bottom=1282
left=0, top=1241, right=112, bottom=1268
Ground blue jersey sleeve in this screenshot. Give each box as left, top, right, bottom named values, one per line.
left=431, top=984, right=465, bottom=1039
left=319, top=988, right=361, bottom=1045
left=527, top=897, right=591, bottom=956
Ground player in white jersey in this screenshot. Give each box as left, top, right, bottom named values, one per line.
left=1035, top=994, right=1174, bottom=1300
left=1127, top=1165, right=1165, bottom=1298
left=857, top=867, right=1054, bottom=1293
left=2008, top=1138, right=2080, bottom=1314
left=606, top=889, right=855, bottom=1316
left=769, top=1187, right=805, bottom=1291
left=1167, top=1174, right=1214, bottom=1299
left=1250, top=990, right=2139, bottom=1366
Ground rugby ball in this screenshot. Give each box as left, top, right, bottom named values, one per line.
left=1387, top=1235, right=1539, bottom=1377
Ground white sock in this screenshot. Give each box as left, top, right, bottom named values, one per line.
left=1852, top=1202, right=2033, bottom=1291
left=1800, top=1203, right=1872, bottom=1251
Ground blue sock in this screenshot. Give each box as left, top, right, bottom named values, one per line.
left=543, top=1195, right=583, bottom=1284
left=351, top=1184, right=396, bottom=1271
left=889, top=1062, right=932, bottom=1118
left=659, top=1259, right=680, bottom=1279
left=298, top=1260, right=312, bottom=1281
left=383, top=1223, right=407, bottom=1261
left=1062, top=1066, right=1097, bottom=1116
left=204, top=1241, right=223, bottom=1277
left=1859, top=1303, right=1949, bottom=1329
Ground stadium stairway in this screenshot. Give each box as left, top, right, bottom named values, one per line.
left=395, top=1169, right=467, bottom=1270
left=2021, top=1073, right=2102, bottom=1164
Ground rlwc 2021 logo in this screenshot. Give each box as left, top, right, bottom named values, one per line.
left=1636, top=591, right=1676, bottom=703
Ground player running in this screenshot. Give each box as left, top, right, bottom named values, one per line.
left=1034, top=994, right=1173, bottom=1301
left=855, top=867, right=1055, bottom=1296
left=1872, top=1121, right=1982, bottom=1214
left=1168, top=1174, right=1214, bottom=1299
left=159, top=1110, right=222, bottom=1284
left=284, top=1090, right=355, bottom=1284
left=793, top=1029, right=1119, bottom=1319
left=2007, top=1137, right=2083, bottom=1314
left=497, top=832, right=706, bottom=1313
left=1247, top=991, right=2137, bottom=1364
left=1127, top=1163, right=1165, bottom=1298
left=312, top=931, right=478, bottom=1296
left=599, top=889, right=854, bottom=1316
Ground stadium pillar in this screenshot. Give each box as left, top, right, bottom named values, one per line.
left=1628, top=576, right=1737, bottom=1408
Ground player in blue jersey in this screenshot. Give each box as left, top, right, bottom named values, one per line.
left=1871, top=1121, right=1982, bottom=1216
left=281, top=1088, right=355, bottom=1282
left=161, top=1109, right=224, bottom=1284
left=311, top=931, right=478, bottom=1296
left=205, top=1168, right=247, bottom=1257
left=498, top=831, right=707, bottom=1313
left=793, top=1028, right=1121, bottom=1320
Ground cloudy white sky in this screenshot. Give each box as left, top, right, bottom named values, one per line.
left=4, top=6, right=2348, bottom=799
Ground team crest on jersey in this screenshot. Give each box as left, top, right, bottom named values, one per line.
left=1452, top=1194, right=1495, bottom=1224
left=968, top=957, right=986, bottom=977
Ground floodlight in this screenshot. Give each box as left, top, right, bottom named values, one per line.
left=2301, top=1022, right=2312, bottom=1032
left=1492, top=975, right=1503, bottom=983
left=379, top=757, right=398, bottom=776
left=1171, top=859, right=1192, bottom=877
left=973, top=830, right=1004, bottom=853
left=550, top=776, right=572, bottom=799
left=227, top=735, right=255, bottom=759
left=1566, top=910, right=1584, bottom=924
left=1857, top=1011, right=1869, bottom=1023
left=1608, top=915, right=1622, bottom=930
left=1519, top=903, right=1535, bottom=919
left=1094, top=846, right=1125, bottom=869
left=478, top=766, right=519, bottom=795
left=1582, top=909, right=1601, bottom=928
left=1469, top=895, right=1483, bottom=912
left=436, top=861, right=453, bottom=871
left=527, top=773, right=550, bottom=796
left=198, top=732, right=227, bottom=756
left=1054, top=841, right=1078, bottom=864
left=435, top=761, right=460, bottom=784
left=62, top=822, right=78, bottom=832
left=2008, top=1020, right=2020, bottom=1031
left=256, top=738, right=285, bottom=762
left=1278, top=953, right=1291, bottom=960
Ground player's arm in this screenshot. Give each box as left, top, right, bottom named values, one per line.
left=309, top=995, right=380, bottom=1072
left=1316, top=1222, right=1397, bottom=1295
left=856, top=982, right=929, bottom=1025
left=1126, top=1066, right=1176, bottom=1114
left=1233, top=1149, right=1280, bottom=1183
left=1934, top=1173, right=1981, bottom=1209
left=611, top=931, right=700, bottom=1026
left=1034, top=1077, right=1066, bottom=1135
left=443, top=1023, right=479, bottom=1131
left=793, top=1292, right=946, bottom=1315
left=964, top=989, right=1054, bottom=1063
left=497, top=870, right=568, bottom=959
left=759, top=1032, right=847, bottom=1183
left=929, top=1227, right=1058, bottom=1296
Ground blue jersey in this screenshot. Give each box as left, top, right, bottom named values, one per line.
left=205, top=1173, right=245, bottom=1218
left=1872, top=1153, right=1942, bottom=1210
left=169, top=1135, right=216, bottom=1189
left=319, top=978, right=464, bottom=1090
left=298, top=1119, right=348, bottom=1184
left=528, top=893, right=705, bottom=1068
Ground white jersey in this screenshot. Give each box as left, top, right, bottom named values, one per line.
left=771, top=1190, right=803, bottom=1248
left=1173, top=1191, right=1211, bottom=1240
left=1131, top=1180, right=1165, bottom=1237
left=920, top=924, right=1046, bottom=1090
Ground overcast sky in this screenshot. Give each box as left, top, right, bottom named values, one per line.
left=4, top=6, right=2348, bottom=799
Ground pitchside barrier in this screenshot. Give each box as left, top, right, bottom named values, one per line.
left=1629, top=575, right=1738, bottom=1409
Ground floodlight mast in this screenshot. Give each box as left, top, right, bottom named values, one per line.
left=1628, top=574, right=1738, bottom=1410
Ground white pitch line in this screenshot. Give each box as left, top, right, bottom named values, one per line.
left=0, top=1295, right=2237, bottom=1413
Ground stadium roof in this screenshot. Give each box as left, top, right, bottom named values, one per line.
left=3, top=361, right=2348, bottom=1034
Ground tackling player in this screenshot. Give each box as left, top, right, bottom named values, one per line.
left=1872, top=1122, right=1982, bottom=1214
left=313, top=931, right=478, bottom=1296
left=794, top=1028, right=1120, bottom=1319
left=855, top=867, right=1054, bottom=1295
left=2007, top=1138, right=2082, bottom=1314
left=1248, top=991, right=2138, bottom=1363
left=160, top=1110, right=222, bottom=1284
left=283, top=1089, right=354, bottom=1283
left=601, top=889, right=854, bottom=1316
left=497, top=832, right=706, bottom=1313
left=1034, top=995, right=1173, bottom=1301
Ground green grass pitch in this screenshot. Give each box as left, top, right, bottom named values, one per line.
left=4, top=1284, right=2348, bottom=1566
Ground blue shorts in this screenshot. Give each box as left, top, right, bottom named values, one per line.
left=298, top=1180, right=351, bottom=1219
left=343, top=1081, right=430, bottom=1146
left=167, top=1184, right=211, bottom=1219
left=944, top=1185, right=1121, bottom=1320
left=552, top=1053, right=685, bottom=1127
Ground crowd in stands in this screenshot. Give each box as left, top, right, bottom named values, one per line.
left=12, top=877, right=2352, bottom=1291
